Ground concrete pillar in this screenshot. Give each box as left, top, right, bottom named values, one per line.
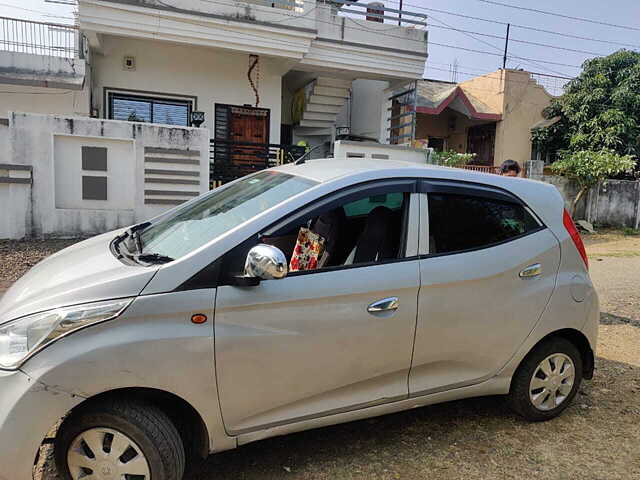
left=525, top=160, right=544, bottom=180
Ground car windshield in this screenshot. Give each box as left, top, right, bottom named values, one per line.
left=138, top=171, right=318, bottom=260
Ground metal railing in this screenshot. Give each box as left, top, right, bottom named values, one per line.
left=0, top=16, right=78, bottom=58
left=210, top=139, right=306, bottom=188
left=325, top=0, right=427, bottom=27
left=461, top=165, right=501, bottom=175
left=530, top=72, right=572, bottom=97
left=252, top=0, right=304, bottom=12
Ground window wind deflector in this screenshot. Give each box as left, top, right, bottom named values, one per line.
left=419, top=179, right=523, bottom=205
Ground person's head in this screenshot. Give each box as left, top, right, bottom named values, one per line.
left=500, top=159, right=521, bottom=177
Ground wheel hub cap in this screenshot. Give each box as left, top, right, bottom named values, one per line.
left=98, top=461, right=115, bottom=478
left=529, top=353, right=575, bottom=412
left=67, top=427, right=151, bottom=479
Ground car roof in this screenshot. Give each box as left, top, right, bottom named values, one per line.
left=274, top=158, right=424, bottom=182
left=273, top=158, right=565, bottom=227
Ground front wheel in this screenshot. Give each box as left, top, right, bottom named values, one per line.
left=55, top=399, right=185, bottom=480
left=507, top=337, right=583, bottom=421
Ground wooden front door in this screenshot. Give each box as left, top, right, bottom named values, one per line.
left=467, top=123, right=496, bottom=166
left=213, top=104, right=271, bottom=183
left=230, top=106, right=270, bottom=174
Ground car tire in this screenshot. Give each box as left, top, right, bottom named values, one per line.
left=54, top=399, right=185, bottom=480
left=507, top=337, right=583, bottom=422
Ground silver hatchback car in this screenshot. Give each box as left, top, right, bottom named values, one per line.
left=0, top=159, right=598, bottom=480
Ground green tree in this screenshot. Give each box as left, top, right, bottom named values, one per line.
left=532, top=50, right=640, bottom=161
left=550, top=149, right=635, bottom=212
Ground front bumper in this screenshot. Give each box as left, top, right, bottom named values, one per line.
left=0, top=369, right=82, bottom=480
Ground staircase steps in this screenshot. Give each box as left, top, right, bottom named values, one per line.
left=295, top=76, right=352, bottom=134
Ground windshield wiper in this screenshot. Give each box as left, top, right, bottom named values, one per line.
left=127, top=222, right=151, bottom=254
left=133, top=253, right=174, bottom=265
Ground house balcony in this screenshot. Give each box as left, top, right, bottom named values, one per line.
left=0, top=16, right=86, bottom=90
left=78, top=0, right=428, bottom=80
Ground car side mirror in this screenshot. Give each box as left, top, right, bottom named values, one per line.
left=241, top=244, right=288, bottom=284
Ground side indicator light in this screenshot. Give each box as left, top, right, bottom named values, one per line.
left=191, top=314, right=208, bottom=324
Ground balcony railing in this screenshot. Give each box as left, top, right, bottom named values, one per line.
left=0, top=16, right=78, bottom=58
left=326, top=0, right=427, bottom=27
left=210, top=139, right=306, bottom=188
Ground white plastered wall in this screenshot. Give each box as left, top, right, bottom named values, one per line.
left=350, top=79, right=388, bottom=141
left=6, top=112, right=209, bottom=238
left=92, top=35, right=286, bottom=143
left=0, top=85, right=90, bottom=119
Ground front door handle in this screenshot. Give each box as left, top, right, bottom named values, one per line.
left=367, top=297, right=399, bottom=314
left=519, top=263, right=542, bottom=278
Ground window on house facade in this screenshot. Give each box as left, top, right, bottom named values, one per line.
left=107, top=90, right=194, bottom=127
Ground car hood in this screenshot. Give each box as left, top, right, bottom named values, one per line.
left=0, top=231, right=158, bottom=324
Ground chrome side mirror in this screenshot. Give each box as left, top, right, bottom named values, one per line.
left=244, top=244, right=288, bottom=281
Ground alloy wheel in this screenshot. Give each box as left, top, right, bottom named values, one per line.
left=67, top=427, right=151, bottom=479
left=529, top=353, right=576, bottom=411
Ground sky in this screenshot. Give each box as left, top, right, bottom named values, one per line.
left=1, top=0, right=639, bottom=93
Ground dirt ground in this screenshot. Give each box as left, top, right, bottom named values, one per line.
left=1, top=232, right=638, bottom=480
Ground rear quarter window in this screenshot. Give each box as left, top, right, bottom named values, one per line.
left=428, top=193, right=541, bottom=255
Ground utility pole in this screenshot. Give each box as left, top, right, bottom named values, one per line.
left=502, top=23, right=510, bottom=70
left=398, top=0, right=403, bottom=26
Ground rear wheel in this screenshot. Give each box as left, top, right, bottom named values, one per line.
left=55, top=399, right=185, bottom=480
left=508, top=337, right=583, bottom=421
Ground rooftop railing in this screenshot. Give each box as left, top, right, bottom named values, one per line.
left=249, top=0, right=304, bottom=12
left=325, top=0, right=427, bottom=27
left=0, top=16, right=79, bottom=58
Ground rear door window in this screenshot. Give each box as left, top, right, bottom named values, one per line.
left=427, top=193, right=540, bottom=255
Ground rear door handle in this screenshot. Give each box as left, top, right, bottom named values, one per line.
left=519, top=263, right=542, bottom=278
left=367, top=297, right=399, bottom=314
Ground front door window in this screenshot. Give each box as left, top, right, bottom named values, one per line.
left=214, top=184, right=420, bottom=434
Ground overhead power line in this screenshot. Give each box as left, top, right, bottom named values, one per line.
left=475, top=0, right=640, bottom=32
left=427, top=61, right=573, bottom=81
left=383, top=0, right=640, bottom=50
left=164, top=0, right=584, bottom=71
left=425, top=12, right=575, bottom=77
left=428, top=41, right=581, bottom=69
left=427, top=24, right=607, bottom=57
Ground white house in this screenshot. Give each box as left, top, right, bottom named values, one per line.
left=0, top=1, right=429, bottom=238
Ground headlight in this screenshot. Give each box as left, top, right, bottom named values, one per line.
left=0, top=298, right=132, bottom=370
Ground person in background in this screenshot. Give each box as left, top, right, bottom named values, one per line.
left=500, top=159, right=521, bottom=177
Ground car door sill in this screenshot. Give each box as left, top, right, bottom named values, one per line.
left=228, top=395, right=407, bottom=436
left=234, top=377, right=510, bottom=447
left=409, top=376, right=494, bottom=398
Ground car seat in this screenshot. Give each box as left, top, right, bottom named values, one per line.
left=345, top=206, right=396, bottom=264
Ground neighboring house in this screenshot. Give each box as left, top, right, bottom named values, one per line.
left=0, top=18, right=90, bottom=119
left=404, top=69, right=554, bottom=167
